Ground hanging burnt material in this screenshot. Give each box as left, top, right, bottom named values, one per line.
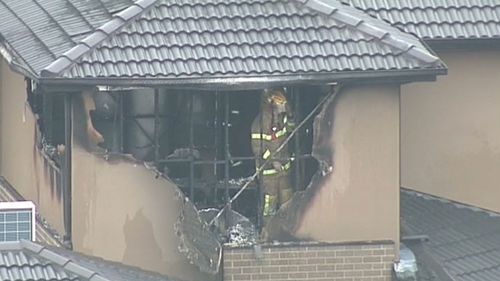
left=199, top=208, right=257, bottom=246
left=174, top=195, right=222, bottom=274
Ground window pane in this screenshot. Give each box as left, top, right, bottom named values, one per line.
left=18, top=232, right=30, bottom=240
left=17, top=212, right=30, bottom=222
left=5, top=232, right=17, bottom=241
left=5, top=213, right=16, bottom=221
left=5, top=223, right=16, bottom=232
left=18, top=222, right=30, bottom=232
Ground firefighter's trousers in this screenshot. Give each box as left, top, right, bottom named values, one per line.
left=262, top=172, right=293, bottom=220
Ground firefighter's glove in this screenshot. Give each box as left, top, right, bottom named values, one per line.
left=272, top=161, right=283, bottom=172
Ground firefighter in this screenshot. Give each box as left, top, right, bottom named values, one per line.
left=251, top=88, right=295, bottom=233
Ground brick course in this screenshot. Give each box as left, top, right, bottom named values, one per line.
left=223, top=242, right=394, bottom=281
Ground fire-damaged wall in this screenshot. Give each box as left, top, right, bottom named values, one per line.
left=71, top=91, right=218, bottom=281
left=0, top=58, right=65, bottom=235
left=269, top=84, right=400, bottom=251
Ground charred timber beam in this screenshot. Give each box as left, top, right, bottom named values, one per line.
left=153, top=89, right=160, bottom=166
left=118, top=93, right=124, bottom=152
left=224, top=92, right=230, bottom=206
left=189, top=92, right=195, bottom=201
left=63, top=93, right=73, bottom=249
left=159, top=155, right=314, bottom=164
left=293, top=87, right=301, bottom=191
left=213, top=91, right=219, bottom=205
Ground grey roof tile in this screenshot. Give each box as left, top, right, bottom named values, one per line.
left=42, top=1, right=156, bottom=77
left=0, top=240, right=179, bottom=281
left=98, top=18, right=127, bottom=35
left=307, top=0, right=338, bottom=14
left=41, top=0, right=443, bottom=81
left=343, top=0, right=500, bottom=40
left=116, top=5, right=144, bottom=21
left=82, top=31, right=109, bottom=48
left=402, top=189, right=500, bottom=281
left=38, top=248, right=71, bottom=266
left=64, top=45, right=91, bottom=62
left=0, top=0, right=131, bottom=76
left=1, top=0, right=444, bottom=81
left=0, top=249, right=79, bottom=281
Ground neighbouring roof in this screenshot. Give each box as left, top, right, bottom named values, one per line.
left=401, top=189, right=500, bottom=281
left=0, top=240, right=177, bottom=281
left=1, top=0, right=445, bottom=85
left=0, top=177, right=63, bottom=247
left=343, top=0, right=500, bottom=41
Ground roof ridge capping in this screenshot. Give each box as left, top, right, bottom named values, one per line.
left=20, top=240, right=113, bottom=281
left=41, top=0, right=158, bottom=78
left=297, top=0, right=440, bottom=64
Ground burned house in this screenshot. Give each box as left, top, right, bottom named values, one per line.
left=0, top=0, right=446, bottom=280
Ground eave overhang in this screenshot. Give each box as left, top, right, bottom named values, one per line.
left=39, top=67, right=447, bottom=92
left=426, top=38, right=500, bottom=51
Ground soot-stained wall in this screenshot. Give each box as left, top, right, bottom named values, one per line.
left=71, top=91, right=217, bottom=281
left=0, top=58, right=65, bottom=235
left=269, top=84, right=400, bottom=253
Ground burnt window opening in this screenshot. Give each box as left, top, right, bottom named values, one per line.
left=27, top=82, right=68, bottom=201
left=27, top=82, right=66, bottom=166
left=89, top=86, right=327, bottom=226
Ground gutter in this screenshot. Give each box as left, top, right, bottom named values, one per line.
left=427, top=38, right=500, bottom=51
left=39, top=67, right=447, bottom=90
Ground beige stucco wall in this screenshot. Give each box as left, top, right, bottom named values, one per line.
left=71, top=93, right=214, bottom=281
left=402, top=49, right=500, bottom=212
left=0, top=58, right=65, bottom=234
left=296, top=84, right=400, bottom=247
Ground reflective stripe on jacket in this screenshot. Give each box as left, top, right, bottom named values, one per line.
left=262, top=159, right=293, bottom=176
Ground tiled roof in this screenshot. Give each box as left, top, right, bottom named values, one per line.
left=343, top=0, right=500, bottom=41
left=0, top=240, right=176, bottom=281
left=38, top=0, right=444, bottom=82
left=401, top=189, right=500, bottom=281
left=0, top=0, right=132, bottom=77
left=0, top=177, right=63, bottom=247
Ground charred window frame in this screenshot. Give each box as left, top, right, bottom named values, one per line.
left=27, top=81, right=66, bottom=183
left=89, top=86, right=324, bottom=227
left=27, top=82, right=72, bottom=246
left=31, top=89, right=67, bottom=157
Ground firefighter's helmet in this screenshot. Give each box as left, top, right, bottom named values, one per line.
left=263, top=88, right=288, bottom=106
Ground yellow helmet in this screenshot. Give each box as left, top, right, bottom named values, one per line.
left=264, top=88, right=287, bottom=105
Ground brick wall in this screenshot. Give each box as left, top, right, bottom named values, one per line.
left=223, top=241, right=395, bottom=281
